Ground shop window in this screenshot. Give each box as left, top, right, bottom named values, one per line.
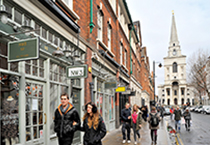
left=50, top=83, right=59, bottom=135
left=35, top=23, right=40, bottom=35
left=109, top=96, right=114, bottom=120
left=50, top=62, right=59, bottom=81
left=97, top=80, right=103, bottom=92
left=25, top=58, right=45, bottom=78
left=14, top=9, right=22, bottom=24
left=48, top=32, right=53, bottom=42
left=42, top=27, right=47, bottom=39
left=0, top=74, right=19, bottom=144
left=59, top=66, right=67, bottom=83
left=25, top=82, right=44, bottom=141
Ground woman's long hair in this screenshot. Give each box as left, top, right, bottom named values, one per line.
left=132, top=104, right=138, bottom=114
left=83, top=103, right=100, bottom=130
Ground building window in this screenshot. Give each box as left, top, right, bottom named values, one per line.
left=173, top=62, right=178, bottom=73
left=124, top=50, right=127, bottom=67
left=120, top=43, right=123, bottom=64
left=167, top=89, right=170, bottom=96
left=181, top=89, right=184, bottom=95
left=97, top=9, right=103, bottom=41
left=107, top=24, right=112, bottom=51
left=174, top=90, right=177, bottom=95
left=14, top=9, right=22, bottom=24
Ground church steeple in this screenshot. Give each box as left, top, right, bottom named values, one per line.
left=169, top=11, right=179, bottom=47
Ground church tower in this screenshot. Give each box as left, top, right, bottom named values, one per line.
left=158, top=11, right=193, bottom=106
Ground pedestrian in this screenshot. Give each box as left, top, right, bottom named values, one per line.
left=121, top=102, right=131, bottom=143
left=141, top=105, right=148, bottom=122
left=170, top=106, right=175, bottom=120
left=131, top=104, right=142, bottom=144
left=147, top=106, right=161, bottom=145
left=173, top=106, right=182, bottom=132
left=80, top=102, right=106, bottom=145
left=160, top=105, right=165, bottom=119
left=54, top=93, right=81, bottom=145
left=183, top=108, right=191, bottom=131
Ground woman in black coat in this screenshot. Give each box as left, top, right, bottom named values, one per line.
left=80, top=102, right=107, bottom=145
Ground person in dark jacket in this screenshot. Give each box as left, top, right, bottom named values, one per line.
left=173, top=106, right=182, bottom=132
left=54, top=93, right=81, bottom=145
left=183, top=108, right=191, bottom=131
left=80, top=102, right=106, bottom=145
left=147, top=106, right=161, bottom=145
left=160, top=105, right=165, bottom=119
left=121, top=103, right=131, bottom=144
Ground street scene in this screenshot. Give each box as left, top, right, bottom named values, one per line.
left=0, top=0, right=210, bottom=145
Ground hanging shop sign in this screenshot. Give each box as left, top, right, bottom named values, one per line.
left=8, top=37, right=39, bottom=62
left=105, top=81, right=117, bottom=89
left=121, top=90, right=131, bottom=95
left=115, top=86, right=126, bottom=92
left=66, top=65, right=87, bottom=79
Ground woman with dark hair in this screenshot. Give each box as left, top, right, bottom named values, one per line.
left=80, top=102, right=107, bottom=145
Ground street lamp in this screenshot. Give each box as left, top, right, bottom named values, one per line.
left=153, top=61, right=162, bottom=106
left=0, top=5, right=11, bottom=24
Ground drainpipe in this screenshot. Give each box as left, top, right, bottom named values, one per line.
left=89, top=0, right=95, bottom=33
left=129, top=25, right=134, bottom=75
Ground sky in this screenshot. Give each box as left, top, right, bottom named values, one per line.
left=126, top=0, right=210, bottom=94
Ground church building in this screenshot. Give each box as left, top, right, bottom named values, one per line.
left=158, top=12, right=194, bottom=106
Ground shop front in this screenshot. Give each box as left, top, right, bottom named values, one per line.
left=0, top=1, right=85, bottom=143
left=92, top=59, right=116, bottom=131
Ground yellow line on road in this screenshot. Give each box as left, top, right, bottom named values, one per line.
left=176, top=133, right=184, bottom=145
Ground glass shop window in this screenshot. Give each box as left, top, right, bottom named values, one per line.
left=42, top=27, right=47, bottom=39
left=14, top=9, right=22, bottom=24
left=0, top=73, right=20, bottom=144
left=25, top=82, right=44, bottom=141
left=25, top=58, right=45, bottom=78
left=50, top=83, right=59, bottom=135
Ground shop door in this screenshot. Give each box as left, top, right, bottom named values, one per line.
left=72, top=89, right=81, bottom=144
left=104, top=95, right=109, bottom=130
left=25, top=81, right=45, bottom=145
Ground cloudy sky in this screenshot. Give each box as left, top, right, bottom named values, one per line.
left=126, top=0, right=210, bottom=93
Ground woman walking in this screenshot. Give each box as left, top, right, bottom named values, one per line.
left=131, top=104, right=142, bottom=144
left=183, top=108, right=191, bottom=131
left=80, top=102, right=106, bottom=145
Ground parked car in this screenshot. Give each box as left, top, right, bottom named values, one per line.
left=195, top=105, right=202, bottom=112
left=190, top=106, right=196, bottom=112
left=202, top=106, right=210, bottom=114
left=164, top=107, right=171, bottom=115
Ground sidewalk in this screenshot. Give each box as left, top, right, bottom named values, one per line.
left=102, top=119, right=170, bottom=145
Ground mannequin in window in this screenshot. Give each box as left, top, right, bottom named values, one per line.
left=1, top=96, right=18, bottom=145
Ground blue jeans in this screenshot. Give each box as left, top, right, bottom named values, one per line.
left=175, top=120, right=181, bottom=131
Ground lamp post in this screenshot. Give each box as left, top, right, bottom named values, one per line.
left=153, top=61, right=162, bottom=106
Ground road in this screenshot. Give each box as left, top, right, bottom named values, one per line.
left=165, top=112, right=210, bottom=145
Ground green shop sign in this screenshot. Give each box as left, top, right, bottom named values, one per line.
left=8, top=37, right=39, bottom=62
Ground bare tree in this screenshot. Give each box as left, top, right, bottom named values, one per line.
left=187, top=49, right=210, bottom=102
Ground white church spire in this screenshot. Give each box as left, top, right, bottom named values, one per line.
left=170, top=11, right=179, bottom=47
